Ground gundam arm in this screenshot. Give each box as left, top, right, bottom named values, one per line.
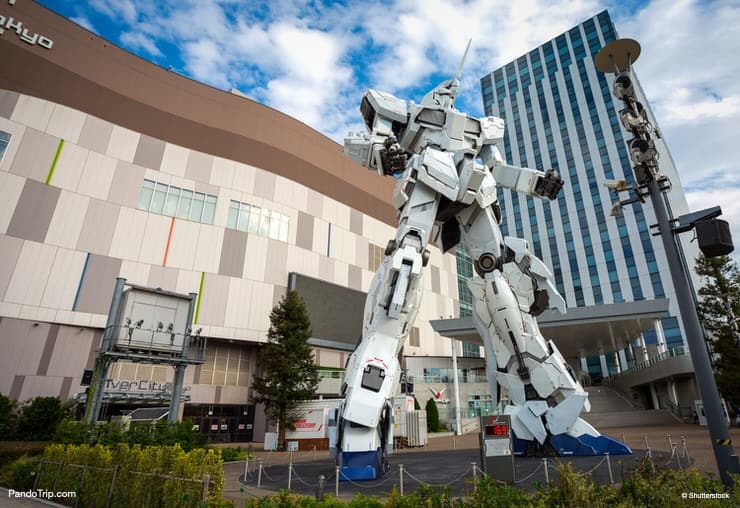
left=479, top=117, right=563, bottom=200
left=343, top=90, right=409, bottom=176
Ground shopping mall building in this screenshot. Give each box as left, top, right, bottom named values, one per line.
left=0, top=1, right=701, bottom=441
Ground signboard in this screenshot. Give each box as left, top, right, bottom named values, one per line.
left=285, top=409, right=328, bottom=439
left=113, top=287, right=192, bottom=354
left=0, top=1, right=54, bottom=50
left=479, top=414, right=515, bottom=482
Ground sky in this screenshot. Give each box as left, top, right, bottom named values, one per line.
left=37, top=0, right=740, bottom=259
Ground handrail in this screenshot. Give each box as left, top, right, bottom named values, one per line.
left=607, top=346, right=690, bottom=379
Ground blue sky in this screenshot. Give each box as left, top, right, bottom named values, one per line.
left=37, top=0, right=740, bottom=251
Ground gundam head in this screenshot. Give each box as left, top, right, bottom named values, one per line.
left=419, top=39, right=471, bottom=110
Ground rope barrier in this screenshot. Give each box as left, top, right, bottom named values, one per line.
left=512, top=462, right=544, bottom=484
left=402, top=466, right=473, bottom=487
left=259, top=468, right=277, bottom=483
left=336, top=470, right=396, bottom=489
left=288, top=467, right=316, bottom=488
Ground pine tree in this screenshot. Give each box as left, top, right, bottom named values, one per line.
left=252, top=290, right=319, bottom=448
left=425, top=397, right=440, bottom=432
left=695, top=254, right=740, bottom=413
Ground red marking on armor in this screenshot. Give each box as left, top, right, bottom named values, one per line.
left=366, top=357, right=389, bottom=369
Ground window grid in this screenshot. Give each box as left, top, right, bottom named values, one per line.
left=226, top=200, right=289, bottom=242
left=138, top=179, right=216, bottom=224
left=0, top=131, right=10, bottom=163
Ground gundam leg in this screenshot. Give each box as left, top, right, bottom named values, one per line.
left=460, top=203, right=631, bottom=456
left=337, top=156, right=440, bottom=480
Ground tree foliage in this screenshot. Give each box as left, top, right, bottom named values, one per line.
left=424, top=398, right=440, bottom=432
left=15, top=396, right=64, bottom=441
left=0, top=393, right=16, bottom=438
left=695, top=253, right=740, bottom=411
left=252, top=290, right=319, bottom=448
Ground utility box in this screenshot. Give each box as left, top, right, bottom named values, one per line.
left=406, top=410, right=428, bottom=447
left=479, top=414, right=515, bottom=483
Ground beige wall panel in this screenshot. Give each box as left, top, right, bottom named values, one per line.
left=264, top=239, right=288, bottom=286
left=46, top=104, right=86, bottom=143
left=347, top=265, right=362, bottom=291
left=0, top=118, right=26, bottom=173
left=231, top=162, right=255, bottom=194
left=224, top=277, right=253, bottom=330
left=160, top=143, right=189, bottom=177
left=0, top=235, right=23, bottom=300
left=189, top=384, right=217, bottom=404
left=242, top=234, right=268, bottom=282
left=302, top=250, right=320, bottom=279
left=209, top=156, right=234, bottom=188
left=192, top=224, right=223, bottom=273
left=10, top=95, right=53, bottom=131
left=76, top=199, right=119, bottom=256
left=0, top=172, right=24, bottom=234
left=349, top=209, right=363, bottom=236
left=109, top=207, right=147, bottom=260
left=185, top=151, right=213, bottom=183
left=295, top=212, right=314, bottom=251
left=8, top=127, right=58, bottom=182
left=165, top=219, right=199, bottom=270
left=0, top=90, right=19, bottom=119
left=197, top=273, right=229, bottom=326
left=323, top=199, right=337, bottom=225
left=75, top=151, right=117, bottom=200
left=253, top=170, right=276, bottom=201
left=0, top=318, right=48, bottom=380
left=219, top=385, right=249, bottom=405
left=219, top=228, right=248, bottom=278
left=76, top=115, right=113, bottom=153
left=176, top=269, right=202, bottom=296
left=107, top=160, right=145, bottom=208
left=248, top=280, right=273, bottom=332
left=312, top=218, right=329, bottom=256
left=133, top=134, right=165, bottom=170
left=46, top=327, right=96, bottom=377
left=147, top=265, right=179, bottom=290
left=272, top=175, right=293, bottom=207
left=333, top=260, right=348, bottom=288
left=318, top=256, right=335, bottom=283
left=105, top=125, right=140, bottom=162
left=74, top=254, right=122, bottom=314
left=138, top=213, right=172, bottom=265
left=291, top=183, right=308, bottom=214
left=5, top=241, right=56, bottom=306
left=354, top=236, right=369, bottom=269
left=361, top=270, right=373, bottom=292
left=45, top=190, right=89, bottom=249
left=7, top=179, right=60, bottom=243
left=335, top=202, right=351, bottom=231
left=285, top=245, right=304, bottom=275
left=40, top=248, right=87, bottom=310
left=118, top=260, right=151, bottom=286
left=306, top=189, right=324, bottom=219
left=18, top=376, right=65, bottom=402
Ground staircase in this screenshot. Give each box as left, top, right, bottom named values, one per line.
left=582, top=386, right=679, bottom=428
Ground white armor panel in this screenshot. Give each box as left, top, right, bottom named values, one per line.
left=365, top=89, right=408, bottom=124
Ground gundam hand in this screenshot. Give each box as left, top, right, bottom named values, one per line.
left=534, top=169, right=564, bottom=200
left=380, top=136, right=407, bottom=175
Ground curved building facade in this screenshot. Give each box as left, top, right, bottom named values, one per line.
left=0, top=1, right=461, bottom=441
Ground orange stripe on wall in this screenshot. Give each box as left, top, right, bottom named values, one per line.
left=162, top=217, right=176, bottom=266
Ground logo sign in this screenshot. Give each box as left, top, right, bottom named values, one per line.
left=104, top=379, right=192, bottom=394
left=1, top=1, right=54, bottom=50
left=429, top=387, right=450, bottom=404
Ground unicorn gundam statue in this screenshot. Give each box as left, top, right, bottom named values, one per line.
left=335, top=43, right=630, bottom=480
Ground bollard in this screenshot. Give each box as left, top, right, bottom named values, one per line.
left=335, top=465, right=340, bottom=497
left=672, top=443, right=680, bottom=468
left=243, top=456, right=249, bottom=481
left=257, top=459, right=263, bottom=488
left=643, top=433, right=649, bottom=450
left=399, top=464, right=404, bottom=496
left=288, top=455, right=293, bottom=491
left=201, top=473, right=210, bottom=505
left=471, top=462, right=477, bottom=480
left=621, top=433, right=627, bottom=447
left=453, top=435, right=457, bottom=450
left=606, top=453, right=614, bottom=483
left=543, top=458, right=549, bottom=486
left=313, top=445, right=317, bottom=462
left=667, top=433, right=673, bottom=450
left=316, top=474, right=325, bottom=500
left=267, top=450, right=273, bottom=467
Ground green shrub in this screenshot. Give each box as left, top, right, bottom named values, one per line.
left=34, top=443, right=224, bottom=507
left=53, top=419, right=203, bottom=450
left=0, top=393, right=17, bottom=438
left=16, top=396, right=63, bottom=441
left=425, top=398, right=441, bottom=432
left=218, top=447, right=247, bottom=462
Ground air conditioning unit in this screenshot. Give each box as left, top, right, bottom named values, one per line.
left=406, top=410, right=428, bottom=447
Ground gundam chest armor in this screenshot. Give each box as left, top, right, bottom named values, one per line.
left=336, top=55, right=630, bottom=481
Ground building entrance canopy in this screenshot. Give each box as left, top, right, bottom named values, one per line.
left=430, top=299, right=670, bottom=358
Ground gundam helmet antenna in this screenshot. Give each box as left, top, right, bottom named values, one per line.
left=453, top=38, right=472, bottom=83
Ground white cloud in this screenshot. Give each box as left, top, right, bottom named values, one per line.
left=70, top=15, right=96, bottom=34
left=120, top=32, right=163, bottom=58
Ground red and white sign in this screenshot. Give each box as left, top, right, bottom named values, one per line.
left=285, top=409, right=328, bottom=439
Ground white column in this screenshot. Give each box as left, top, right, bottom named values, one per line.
left=649, top=383, right=661, bottom=409
left=654, top=319, right=667, bottom=354
left=638, top=333, right=649, bottom=362
left=450, top=338, right=462, bottom=436
left=580, top=356, right=588, bottom=373
left=668, top=379, right=680, bottom=405
left=613, top=351, right=622, bottom=374
left=618, top=349, right=629, bottom=370
left=599, top=353, right=610, bottom=378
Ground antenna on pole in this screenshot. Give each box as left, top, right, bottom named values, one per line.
left=453, top=39, right=472, bottom=82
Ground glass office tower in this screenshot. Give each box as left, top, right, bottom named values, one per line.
left=470, top=10, right=699, bottom=375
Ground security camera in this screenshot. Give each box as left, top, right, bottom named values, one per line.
left=157, top=321, right=164, bottom=331
left=603, top=179, right=628, bottom=192
left=135, top=319, right=144, bottom=328
left=613, top=71, right=635, bottom=100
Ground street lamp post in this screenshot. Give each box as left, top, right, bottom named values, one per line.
left=595, top=38, right=739, bottom=486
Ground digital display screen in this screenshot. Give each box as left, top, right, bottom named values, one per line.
left=485, top=424, right=509, bottom=437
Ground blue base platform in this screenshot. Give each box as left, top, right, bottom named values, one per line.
left=513, top=432, right=632, bottom=456
left=338, top=450, right=384, bottom=481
